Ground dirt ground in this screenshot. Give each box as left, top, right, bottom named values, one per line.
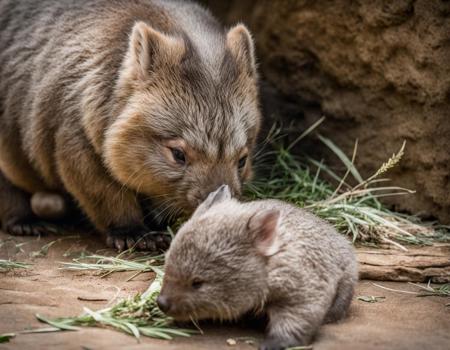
left=1, top=231, right=449, bottom=350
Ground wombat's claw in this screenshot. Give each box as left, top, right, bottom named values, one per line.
left=106, top=228, right=171, bottom=252
left=3, top=218, right=58, bottom=236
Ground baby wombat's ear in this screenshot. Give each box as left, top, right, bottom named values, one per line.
left=247, top=209, right=281, bottom=257
left=226, top=24, right=256, bottom=77
left=192, top=185, right=232, bottom=218
left=123, top=21, right=185, bottom=80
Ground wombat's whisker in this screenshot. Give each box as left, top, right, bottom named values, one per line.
left=151, top=197, right=184, bottom=225
left=189, top=315, right=204, bottom=335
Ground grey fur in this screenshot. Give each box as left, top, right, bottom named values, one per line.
left=0, top=0, right=260, bottom=249
left=160, top=192, right=358, bottom=349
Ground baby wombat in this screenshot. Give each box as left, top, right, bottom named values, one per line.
left=158, top=186, right=358, bottom=350
left=0, top=0, right=260, bottom=251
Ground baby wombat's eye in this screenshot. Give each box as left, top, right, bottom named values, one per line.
left=238, top=155, right=247, bottom=170
left=191, top=278, right=204, bottom=290
left=170, top=148, right=186, bottom=165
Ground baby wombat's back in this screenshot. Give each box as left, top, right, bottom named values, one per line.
left=252, top=199, right=357, bottom=288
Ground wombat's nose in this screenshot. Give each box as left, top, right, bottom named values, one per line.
left=156, top=295, right=171, bottom=313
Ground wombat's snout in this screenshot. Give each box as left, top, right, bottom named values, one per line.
left=187, top=184, right=239, bottom=208
left=156, top=294, right=171, bottom=313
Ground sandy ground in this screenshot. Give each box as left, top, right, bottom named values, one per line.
left=1, top=231, right=449, bottom=350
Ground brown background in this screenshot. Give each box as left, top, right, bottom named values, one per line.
left=201, top=0, right=450, bottom=224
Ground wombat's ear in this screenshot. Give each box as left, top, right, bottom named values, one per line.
left=123, top=21, right=185, bottom=80
left=192, top=185, right=232, bottom=218
left=226, top=24, right=256, bottom=77
left=247, top=209, right=280, bottom=257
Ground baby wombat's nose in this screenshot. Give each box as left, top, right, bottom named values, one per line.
left=156, top=295, right=171, bottom=313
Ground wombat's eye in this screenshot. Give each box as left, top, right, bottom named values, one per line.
left=191, top=278, right=204, bottom=290
left=238, top=155, right=247, bottom=170
left=170, top=148, right=186, bottom=165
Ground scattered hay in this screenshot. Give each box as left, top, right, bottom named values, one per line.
left=0, top=259, right=31, bottom=271
left=30, top=235, right=80, bottom=258
left=357, top=296, right=386, bottom=303
left=32, top=274, right=193, bottom=340
left=246, top=121, right=448, bottom=248
left=412, top=282, right=450, bottom=297
left=373, top=281, right=450, bottom=299
left=60, top=253, right=164, bottom=279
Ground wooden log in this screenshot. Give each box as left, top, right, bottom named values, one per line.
left=356, top=244, right=450, bottom=282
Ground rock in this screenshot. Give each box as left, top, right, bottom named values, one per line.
left=202, top=0, right=450, bottom=224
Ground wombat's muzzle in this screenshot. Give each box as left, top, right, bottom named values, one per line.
left=156, top=294, right=171, bottom=313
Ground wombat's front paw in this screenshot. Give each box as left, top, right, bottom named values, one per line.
left=3, top=217, right=59, bottom=236
left=106, top=226, right=171, bottom=252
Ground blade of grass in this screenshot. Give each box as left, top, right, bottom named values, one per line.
left=0, top=333, right=15, bottom=343
left=318, top=134, right=364, bottom=183
left=36, top=314, right=80, bottom=331
left=246, top=124, right=443, bottom=247
left=331, top=139, right=358, bottom=197
left=0, top=259, right=31, bottom=271
left=33, top=275, right=194, bottom=340
left=287, top=116, right=325, bottom=151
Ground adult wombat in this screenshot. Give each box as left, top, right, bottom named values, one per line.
left=0, top=0, right=260, bottom=250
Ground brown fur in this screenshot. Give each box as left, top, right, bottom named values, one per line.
left=159, top=186, right=358, bottom=350
left=0, top=0, right=261, bottom=249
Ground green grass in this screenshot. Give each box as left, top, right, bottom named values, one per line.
left=31, top=252, right=189, bottom=340
left=373, top=281, right=450, bottom=300
left=34, top=274, right=193, bottom=340
left=0, top=259, right=31, bottom=271
left=0, top=333, right=15, bottom=343
left=60, top=253, right=165, bottom=279
left=245, top=122, right=447, bottom=248
left=413, top=282, right=450, bottom=297
left=31, top=235, right=80, bottom=258
left=20, top=249, right=189, bottom=340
